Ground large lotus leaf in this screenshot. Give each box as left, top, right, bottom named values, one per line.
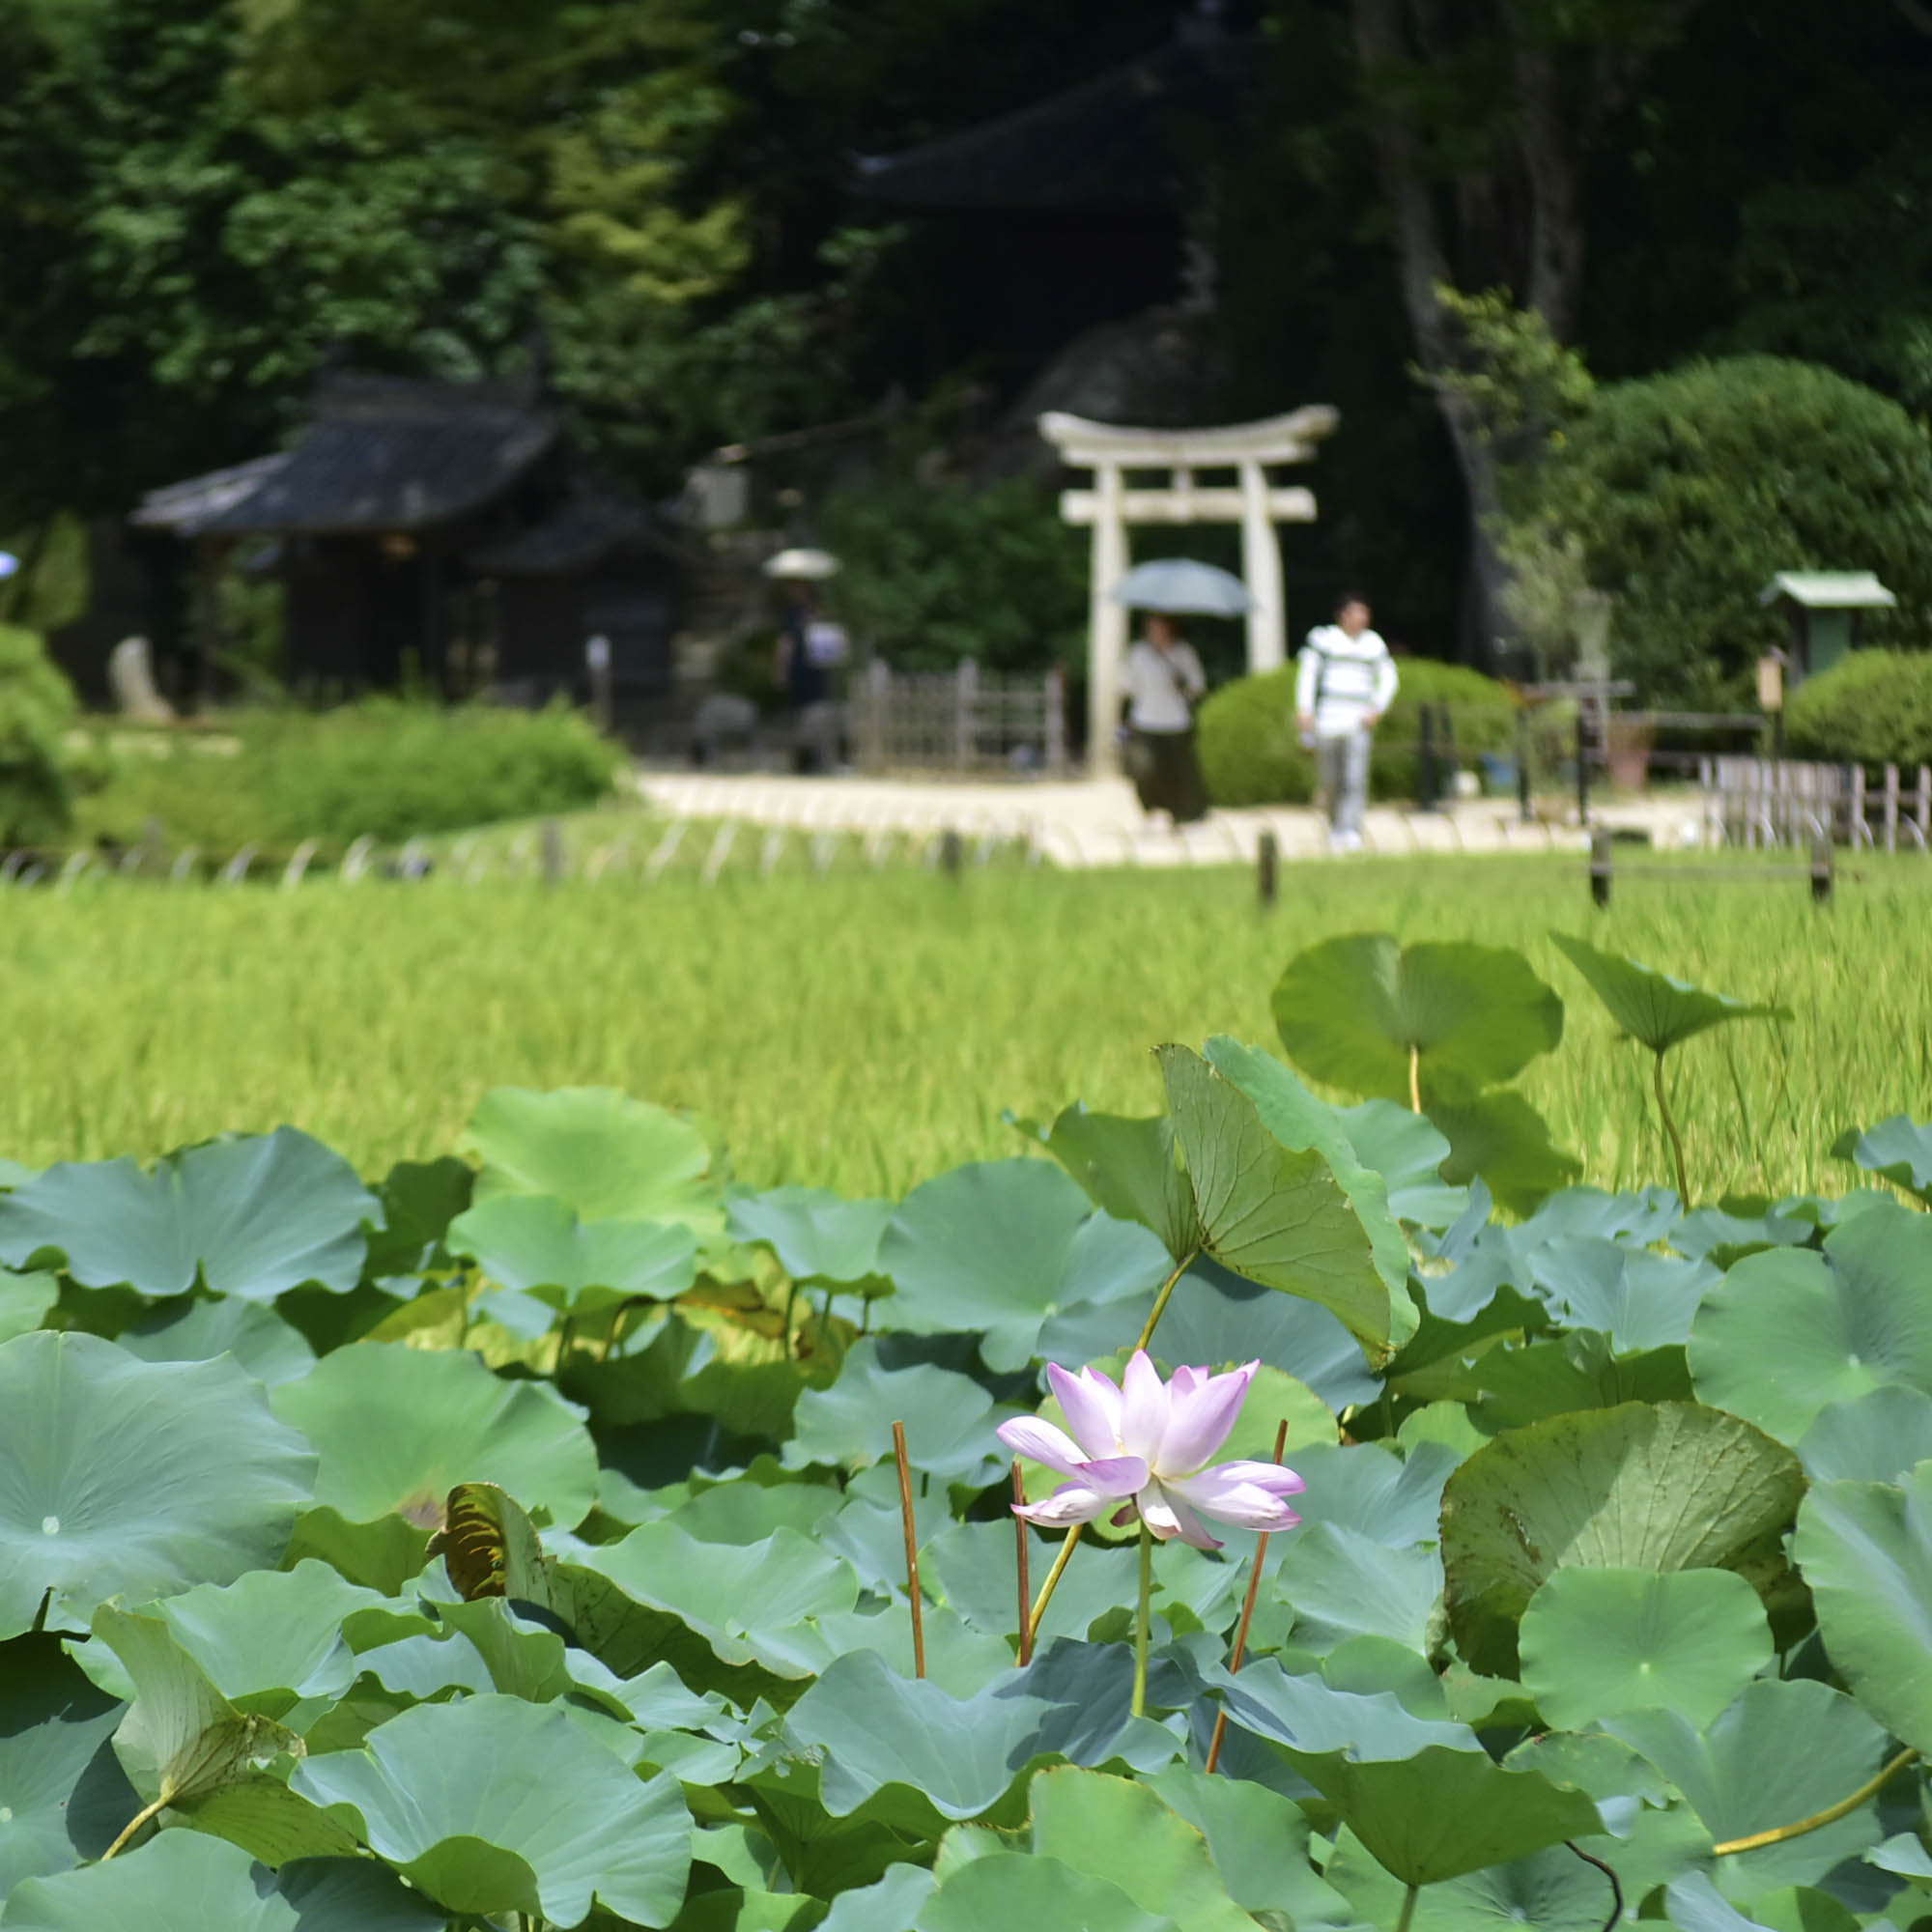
left=1429, top=1092, right=1582, bottom=1218
left=916, top=1852, right=1179, bottom=1932
left=0, top=1634, right=137, bottom=1891
left=877, top=1160, right=1171, bottom=1371
left=464, top=1084, right=724, bottom=1236
left=1793, top=1464, right=1932, bottom=1755
left=270, top=1342, right=597, bottom=1529
left=1014, top=1768, right=1253, bottom=1932
left=90, top=1605, right=355, bottom=1866
left=1272, top=933, right=1565, bottom=1104
left=1439, top=1401, right=1806, bottom=1677
left=784, top=1340, right=1022, bottom=1486
left=925, top=1519, right=1137, bottom=1648
left=1690, top=1203, right=1932, bottom=1445
left=572, top=1520, right=861, bottom=1679
left=295, top=1692, right=691, bottom=1925
left=1335, top=1101, right=1467, bottom=1230
left=1662, top=1873, right=1862, bottom=1932
left=727, top=1187, right=895, bottom=1286
left=1158, top=1043, right=1398, bottom=1363
left=1284, top=1440, right=1462, bottom=1549
left=1519, top=1566, right=1773, bottom=1730
left=1550, top=932, right=1790, bottom=1053
left=446, top=1193, right=697, bottom=1312
left=1275, top=1524, right=1444, bottom=1655
left=1208, top=1654, right=1474, bottom=1760
left=1533, top=1237, right=1718, bottom=1354
left=0, top=1332, right=315, bottom=1638
left=1608, top=1680, right=1889, bottom=1901
left=363, top=1155, right=475, bottom=1277
left=0, top=1267, right=55, bottom=1342
left=567, top=1308, right=809, bottom=1443
left=667, top=1476, right=843, bottom=1548
left=0, top=1829, right=440, bottom=1932
left=118, top=1294, right=318, bottom=1388
left=1832, top=1115, right=1932, bottom=1205
left=1024, top=1104, right=1201, bottom=1260
left=1325, top=1832, right=1624, bottom=1932
left=0, top=1129, right=376, bottom=1300
left=780, top=1641, right=1179, bottom=1829
left=1150, top=1763, right=1357, bottom=1927
left=1798, top=1387, right=1932, bottom=1483
left=815, top=1866, right=940, bottom=1932
left=1040, top=1254, right=1382, bottom=1412
left=138, top=1562, right=386, bottom=1719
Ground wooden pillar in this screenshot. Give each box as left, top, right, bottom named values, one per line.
left=1238, top=459, right=1286, bottom=673
left=1087, top=463, right=1128, bottom=778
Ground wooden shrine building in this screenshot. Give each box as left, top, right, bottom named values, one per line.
left=134, top=369, right=682, bottom=720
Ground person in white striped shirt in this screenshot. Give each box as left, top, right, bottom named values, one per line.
left=1295, top=592, right=1398, bottom=851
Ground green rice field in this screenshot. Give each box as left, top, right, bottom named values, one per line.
left=6, top=851, right=1928, bottom=1201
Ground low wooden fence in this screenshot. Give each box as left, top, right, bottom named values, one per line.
left=1698, top=756, right=1932, bottom=851
left=851, top=661, right=1067, bottom=774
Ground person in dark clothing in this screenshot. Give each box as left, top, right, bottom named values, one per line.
left=1122, top=611, right=1210, bottom=821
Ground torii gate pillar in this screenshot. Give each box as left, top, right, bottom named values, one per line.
left=1039, top=407, right=1340, bottom=777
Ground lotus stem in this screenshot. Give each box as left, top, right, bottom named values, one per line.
left=1711, top=1747, right=1919, bottom=1856
left=781, top=1280, right=797, bottom=1360
left=1408, top=1045, right=1422, bottom=1115
left=1132, top=1519, right=1153, bottom=1719
left=1028, top=1523, right=1084, bottom=1641
left=1565, top=1840, right=1623, bottom=1932
left=1134, top=1247, right=1200, bottom=1356
left=1395, top=1882, right=1421, bottom=1932
left=100, top=1791, right=171, bottom=1861
left=1012, top=1462, right=1034, bottom=1666
left=1204, top=1417, right=1289, bottom=1775
left=891, top=1419, right=925, bottom=1678
left=1652, top=1050, right=1690, bottom=1204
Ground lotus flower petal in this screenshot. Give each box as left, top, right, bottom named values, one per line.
left=1120, top=1350, right=1170, bottom=1464
left=996, top=1414, right=1091, bottom=1478
left=1154, top=1361, right=1257, bottom=1475
left=1048, top=1361, right=1123, bottom=1461
left=1137, top=1480, right=1222, bottom=1549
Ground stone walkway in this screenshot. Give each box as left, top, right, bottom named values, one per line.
left=635, top=768, right=1706, bottom=869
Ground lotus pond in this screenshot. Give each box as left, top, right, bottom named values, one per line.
left=2, top=929, right=1931, bottom=1932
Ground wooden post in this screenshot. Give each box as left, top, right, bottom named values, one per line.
left=1884, top=764, right=1900, bottom=855
left=938, top=829, right=964, bottom=878
left=1257, top=829, right=1278, bottom=907
left=1417, top=703, right=1437, bottom=811
left=138, top=814, right=166, bottom=879
left=1575, top=707, right=1590, bottom=825
left=1811, top=835, right=1833, bottom=905
left=954, top=659, right=979, bottom=771
left=1589, top=829, right=1612, bottom=907
left=1517, top=711, right=1533, bottom=822
left=541, top=817, right=564, bottom=889
left=865, top=658, right=890, bottom=769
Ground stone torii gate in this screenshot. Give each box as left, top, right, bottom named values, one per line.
left=1038, top=406, right=1339, bottom=775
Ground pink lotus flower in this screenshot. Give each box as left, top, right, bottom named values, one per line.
left=999, top=1351, right=1305, bottom=1550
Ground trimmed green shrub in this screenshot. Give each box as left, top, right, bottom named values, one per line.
left=74, top=698, right=622, bottom=856
left=1198, top=657, right=1517, bottom=807
left=0, top=625, right=79, bottom=847
left=1785, top=650, right=1932, bottom=768
left=1545, top=356, right=1932, bottom=706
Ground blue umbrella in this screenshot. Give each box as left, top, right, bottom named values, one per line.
left=1111, top=557, right=1252, bottom=616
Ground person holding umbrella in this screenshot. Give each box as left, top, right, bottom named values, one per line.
left=1114, top=558, right=1248, bottom=825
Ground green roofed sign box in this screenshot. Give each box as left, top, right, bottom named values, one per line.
left=1759, top=572, right=1896, bottom=684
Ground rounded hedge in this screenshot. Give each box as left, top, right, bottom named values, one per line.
left=1546, top=355, right=1932, bottom=706
left=1785, top=650, right=1932, bottom=769
left=0, top=625, right=79, bottom=847
left=1197, top=656, right=1517, bottom=808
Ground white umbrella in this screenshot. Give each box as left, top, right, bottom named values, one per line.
left=0, top=554, right=18, bottom=581
left=761, top=547, right=839, bottom=582
left=1112, top=557, right=1252, bottom=615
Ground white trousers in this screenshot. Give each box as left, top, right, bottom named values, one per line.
left=1317, top=728, right=1372, bottom=835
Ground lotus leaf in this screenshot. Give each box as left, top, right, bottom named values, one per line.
left=1549, top=933, right=1790, bottom=1053
left=119, top=1294, right=317, bottom=1387
left=727, top=1186, right=895, bottom=1286
left=1690, top=1201, right=1932, bottom=1444
left=1439, top=1401, right=1805, bottom=1676
left=447, top=1192, right=698, bottom=1310
left=1831, top=1114, right=1932, bottom=1204
left=1271, top=934, right=1564, bottom=1103
left=0, top=1331, right=315, bottom=1638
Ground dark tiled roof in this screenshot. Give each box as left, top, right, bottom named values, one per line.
left=852, top=37, right=1252, bottom=213
left=185, top=376, right=561, bottom=535
left=132, top=454, right=292, bottom=534
left=468, top=492, right=682, bottom=575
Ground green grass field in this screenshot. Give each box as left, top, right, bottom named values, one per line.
left=6, top=852, right=1928, bottom=1201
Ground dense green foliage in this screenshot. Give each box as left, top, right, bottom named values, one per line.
left=818, top=470, right=1087, bottom=672
left=70, top=701, right=622, bottom=855
left=1785, top=651, right=1932, bottom=771
left=1197, top=659, right=1517, bottom=808
left=3, top=932, right=1931, bottom=1928
left=1546, top=357, right=1932, bottom=704
left=0, top=625, right=79, bottom=846
left=5, top=854, right=1927, bottom=1202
